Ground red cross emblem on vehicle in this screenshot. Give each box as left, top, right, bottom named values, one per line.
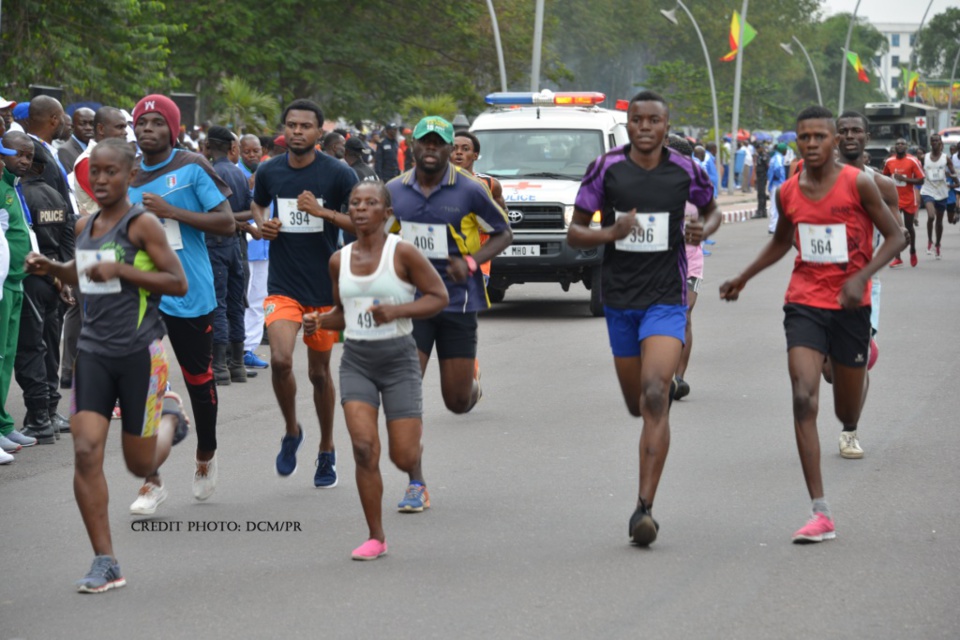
left=916, top=117, right=926, bottom=127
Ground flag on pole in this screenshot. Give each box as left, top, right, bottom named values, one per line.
left=845, top=52, right=870, bottom=83
left=902, top=69, right=920, bottom=98
left=719, top=11, right=757, bottom=62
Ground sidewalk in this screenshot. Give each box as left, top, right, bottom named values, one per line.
left=716, top=189, right=765, bottom=224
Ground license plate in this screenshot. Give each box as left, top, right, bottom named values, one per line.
left=499, top=244, right=540, bottom=257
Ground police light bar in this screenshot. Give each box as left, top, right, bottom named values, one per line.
left=485, top=90, right=606, bottom=107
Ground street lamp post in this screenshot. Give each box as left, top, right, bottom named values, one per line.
left=530, top=0, right=545, bottom=91
left=485, top=0, right=508, bottom=93
left=781, top=37, right=822, bottom=106
left=838, top=0, right=862, bottom=113
left=660, top=2, right=721, bottom=184
left=728, top=0, right=749, bottom=194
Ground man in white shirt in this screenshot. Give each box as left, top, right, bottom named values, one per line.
left=742, top=141, right=755, bottom=193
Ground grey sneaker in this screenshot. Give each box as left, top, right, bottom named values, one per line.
left=6, top=430, right=38, bottom=447
left=76, top=555, right=126, bottom=593
left=0, top=434, right=21, bottom=453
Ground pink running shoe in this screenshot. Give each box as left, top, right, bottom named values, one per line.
left=792, top=512, right=836, bottom=544
left=351, top=539, right=388, bottom=561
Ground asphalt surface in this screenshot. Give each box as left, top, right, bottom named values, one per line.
left=2, top=214, right=959, bottom=639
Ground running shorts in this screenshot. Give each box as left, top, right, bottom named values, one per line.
left=921, top=195, right=948, bottom=211
left=339, top=335, right=423, bottom=421
left=71, top=339, right=168, bottom=437
left=412, top=311, right=478, bottom=360
left=264, top=294, right=337, bottom=352
left=604, top=304, right=687, bottom=358
left=783, top=303, right=871, bottom=368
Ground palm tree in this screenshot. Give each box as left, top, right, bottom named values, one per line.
left=216, top=77, right=280, bottom=134
left=400, top=94, right=459, bottom=123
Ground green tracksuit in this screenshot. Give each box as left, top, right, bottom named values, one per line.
left=1, top=168, right=33, bottom=436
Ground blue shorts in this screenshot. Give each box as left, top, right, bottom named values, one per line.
left=604, top=305, right=686, bottom=357
left=921, top=195, right=948, bottom=211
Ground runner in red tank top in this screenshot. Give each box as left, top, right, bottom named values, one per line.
left=719, top=106, right=904, bottom=545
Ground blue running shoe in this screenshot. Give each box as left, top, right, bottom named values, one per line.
left=397, top=483, right=430, bottom=512
left=244, top=350, right=269, bottom=369
left=276, top=426, right=303, bottom=476
left=314, top=450, right=338, bottom=488
left=702, top=249, right=712, bottom=256
left=76, top=555, right=126, bottom=593
left=704, top=238, right=716, bottom=245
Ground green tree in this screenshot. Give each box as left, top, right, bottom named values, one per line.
left=214, top=78, right=280, bottom=135
left=400, top=95, right=459, bottom=123
left=0, top=0, right=181, bottom=106
left=913, top=8, right=960, bottom=79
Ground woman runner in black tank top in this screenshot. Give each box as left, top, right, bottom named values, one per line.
left=24, top=139, right=188, bottom=593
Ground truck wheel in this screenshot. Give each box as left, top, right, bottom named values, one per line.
left=589, top=269, right=604, bottom=317
left=488, top=286, right=506, bottom=303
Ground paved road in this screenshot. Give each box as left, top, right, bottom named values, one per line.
left=2, top=218, right=958, bottom=639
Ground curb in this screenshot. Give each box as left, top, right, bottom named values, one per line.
left=722, top=208, right=760, bottom=224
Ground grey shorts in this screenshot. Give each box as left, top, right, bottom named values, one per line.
left=339, top=334, right=423, bottom=421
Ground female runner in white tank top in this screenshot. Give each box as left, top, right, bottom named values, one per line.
left=304, top=181, right=447, bottom=560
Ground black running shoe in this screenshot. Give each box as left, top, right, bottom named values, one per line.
left=674, top=377, right=690, bottom=401
left=629, top=502, right=660, bottom=546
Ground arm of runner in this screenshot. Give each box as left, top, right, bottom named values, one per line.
left=838, top=173, right=907, bottom=310
left=875, top=174, right=907, bottom=236
left=141, top=193, right=236, bottom=237
left=370, top=241, right=449, bottom=325
left=84, top=212, right=188, bottom=296
left=568, top=207, right=638, bottom=249
left=305, top=252, right=345, bottom=335
left=24, top=253, right=78, bottom=285
left=22, top=214, right=91, bottom=285
left=719, top=188, right=794, bottom=301
left=296, top=191, right=356, bottom=235
left=490, top=178, right=507, bottom=211
left=687, top=199, right=722, bottom=245
left=250, top=200, right=280, bottom=240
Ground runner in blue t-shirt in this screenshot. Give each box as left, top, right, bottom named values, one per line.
left=128, top=95, right=236, bottom=507
left=251, top=99, right=358, bottom=487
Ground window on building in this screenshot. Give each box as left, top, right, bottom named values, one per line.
left=892, top=77, right=900, bottom=89
left=891, top=34, right=900, bottom=47
left=892, top=55, right=900, bottom=66
left=909, top=33, right=916, bottom=46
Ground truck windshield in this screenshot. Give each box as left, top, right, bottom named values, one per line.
left=472, top=129, right=605, bottom=180
left=868, top=123, right=911, bottom=141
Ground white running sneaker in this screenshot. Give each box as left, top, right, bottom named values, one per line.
left=0, top=448, right=14, bottom=464
left=193, top=455, right=218, bottom=501
left=839, top=431, right=864, bottom=459
left=130, top=482, right=168, bottom=515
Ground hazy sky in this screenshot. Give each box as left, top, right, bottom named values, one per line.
left=820, top=0, right=950, bottom=25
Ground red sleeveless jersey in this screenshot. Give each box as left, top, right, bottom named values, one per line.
left=780, top=164, right=873, bottom=309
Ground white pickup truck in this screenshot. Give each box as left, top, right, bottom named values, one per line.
left=471, top=91, right=628, bottom=316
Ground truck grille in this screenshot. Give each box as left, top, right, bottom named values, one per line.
left=505, top=204, right=564, bottom=230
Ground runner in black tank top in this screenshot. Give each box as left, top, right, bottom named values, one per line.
left=25, top=139, right=189, bottom=593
